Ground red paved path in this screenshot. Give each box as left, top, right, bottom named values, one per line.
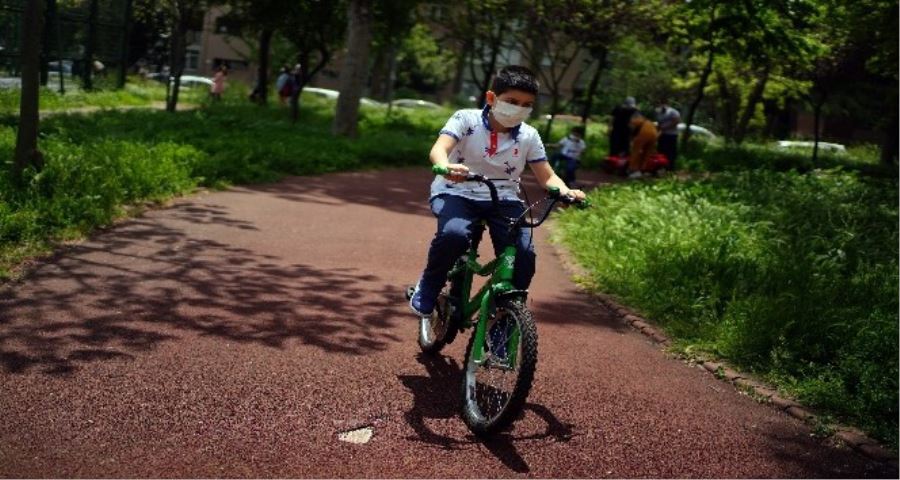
left=0, top=168, right=894, bottom=477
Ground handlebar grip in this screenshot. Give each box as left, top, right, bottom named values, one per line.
left=432, top=165, right=450, bottom=175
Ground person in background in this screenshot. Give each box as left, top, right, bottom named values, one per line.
left=210, top=65, right=227, bottom=101
left=628, top=111, right=658, bottom=179
left=548, top=125, right=587, bottom=187
left=609, top=96, right=637, bottom=157
left=655, top=99, right=681, bottom=170
left=276, top=66, right=291, bottom=105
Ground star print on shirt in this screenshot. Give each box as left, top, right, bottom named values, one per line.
left=503, top=161, right=516, bottom=175
left=463, top=126, right=475, bottom=136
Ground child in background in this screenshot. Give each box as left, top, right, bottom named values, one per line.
left=549, top=125, right=587, bottom=187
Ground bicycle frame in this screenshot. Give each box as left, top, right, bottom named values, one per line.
left=446, top=241, right=520, bottom=365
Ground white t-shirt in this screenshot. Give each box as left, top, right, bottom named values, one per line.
left=431, top=107, right=547, bottom=202
left=559, top=135, right=586, bottom=159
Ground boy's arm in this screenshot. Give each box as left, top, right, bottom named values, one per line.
left=528, top=161, right=586, bottom=201
left=430, top=134, right=468, bottom=181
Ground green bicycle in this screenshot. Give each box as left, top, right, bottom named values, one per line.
left=407, top=165, right=587, bottom=436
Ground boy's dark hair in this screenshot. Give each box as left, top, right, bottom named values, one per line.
left=491, top=66, right=539, bottom=96
left=571, top=126, right=585, bottom=136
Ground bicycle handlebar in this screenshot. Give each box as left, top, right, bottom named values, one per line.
left=431, top=165, right=590, bottom=229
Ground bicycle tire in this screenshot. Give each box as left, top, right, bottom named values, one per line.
left=461, top=299, right=537, bottom=436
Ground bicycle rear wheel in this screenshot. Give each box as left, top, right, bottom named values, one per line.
left=461, top=299, right=537, bottom=436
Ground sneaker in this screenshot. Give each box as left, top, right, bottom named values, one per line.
left=627, top=171, right=643, bottom=179
left=408, top=283, right=435, bottom=317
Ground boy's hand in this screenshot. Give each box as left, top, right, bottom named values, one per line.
left=443, top=163, right=470, bottom=183
left=564, top=188, right=587, bottom=202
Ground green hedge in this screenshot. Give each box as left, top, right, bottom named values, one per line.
left=556, top=168, right=898, bottom=448
left=1, top=99, right=447, bottom=277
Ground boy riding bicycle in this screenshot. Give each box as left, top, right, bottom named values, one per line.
left=409, top=66, right=587, bottom=318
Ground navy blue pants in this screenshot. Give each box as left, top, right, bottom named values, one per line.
left=657, top=134, right=678, bottom=171
left=551, top=153, right=578, bottom=187
left=417, top=194, right=536, bottom=303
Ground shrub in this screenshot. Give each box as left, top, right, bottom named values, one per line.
left=556, top=169, right=899, bottom=448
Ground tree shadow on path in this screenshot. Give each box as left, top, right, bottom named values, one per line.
left=399, top=351, right=576, bottom=474
left=0, top=201, right=404, bottom=376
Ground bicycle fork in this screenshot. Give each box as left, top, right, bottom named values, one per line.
left=471, top=245, right=520, bottom=366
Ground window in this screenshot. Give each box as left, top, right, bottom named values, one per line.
left=185, top=47, right=199, bottom=71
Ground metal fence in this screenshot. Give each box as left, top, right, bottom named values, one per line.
left=0, top=0, right=130, bottom=88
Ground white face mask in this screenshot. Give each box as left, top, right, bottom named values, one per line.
left=491, top=99, right=532, bottom=128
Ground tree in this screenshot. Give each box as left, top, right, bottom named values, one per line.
left=84, top=0, right=100, bottom=90
left=392, top=23, right=455, bottom=99
left=14, top=0, right=46, bottom=179
left=806, top=0, right=898, bottom=165
left=562, top=0, right=655, bottom=124
left=221, top=0, right=293, bottom=105
left=369, top=0, right=419, bottom=105
left=516, top=0, right=586, bottom=137
left=134, top=0, right=209, bottom=112
left=280, top=0, right=346, bottom=121
left=668, top=0, right=720, bottom=148
left=332, top=0, right=374, bottom=137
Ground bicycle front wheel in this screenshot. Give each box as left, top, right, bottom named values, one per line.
left=461, top=299, right=537, bottom=436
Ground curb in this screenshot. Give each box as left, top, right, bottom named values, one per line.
left=547, top=232, right=898, bottom=467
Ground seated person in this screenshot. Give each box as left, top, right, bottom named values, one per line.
left=628, top=112, right=658, bottom=179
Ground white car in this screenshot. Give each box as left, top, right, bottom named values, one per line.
left=303, top=87, right=384, bottom=107
left=391, top=98, right=441, bottom=109
left=776, top=140, right=846, bottom=153
left=145, top=73, right=214, bottom=88
left=677, top=123, right=716, bottom=139
left=177, top=75, right=214, bottom=87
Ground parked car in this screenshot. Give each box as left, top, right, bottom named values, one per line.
left=677, top=123, right=716, bottom=139
left=302, top=87, right=384, bottom=107
left=391, top=98, right=441, bottom=109
left=145, top=73, right=213, bottom=88
left=47, top=60, right=73, bottom=75
left=776, top=140, right=846, bottom=153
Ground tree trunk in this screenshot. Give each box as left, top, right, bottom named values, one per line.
left=580, top=52, right=606, bottom=124
left=542, top=93, right=560, bottom=138
left=812, top=98, right=824, bottom=165
left=369, top=47, right=388, bottom=100
left=716, top=71, right=738, bottom=140
left=681, top=47, right=715, bottom=147
left=734, top=66, right=769, bottom=144
left=82, top=0, right=98, bottom=90
left=332, top=0, right=374, bottom=138
left=165, top=18, right=187, bottom=113
left=881, top=107, right=898, bottom=165
left=682, top=1, right=717, bottom=148
left=255, top=28, right=273, bottom=105
left=14, top=0, right=46, bottom=178
left=384, top=43, right=398, bottom=115
left=54, top=0, right=65, bottom=94
left=40, top=0, right=53, bottom=86
left=450, top=42, right=469, bottom=97
left=118, top=0, right=133, bottom=88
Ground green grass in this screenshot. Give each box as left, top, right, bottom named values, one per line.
left=0, top=81, right=162, bottom=115
left=682, top=140, right=894, bottom=177
left=555, top=166, right=898, bottom=448
left=0, top=93, right=448, bottom=278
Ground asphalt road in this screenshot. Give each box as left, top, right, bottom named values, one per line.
left=0, top=168, right=894, bottom=478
